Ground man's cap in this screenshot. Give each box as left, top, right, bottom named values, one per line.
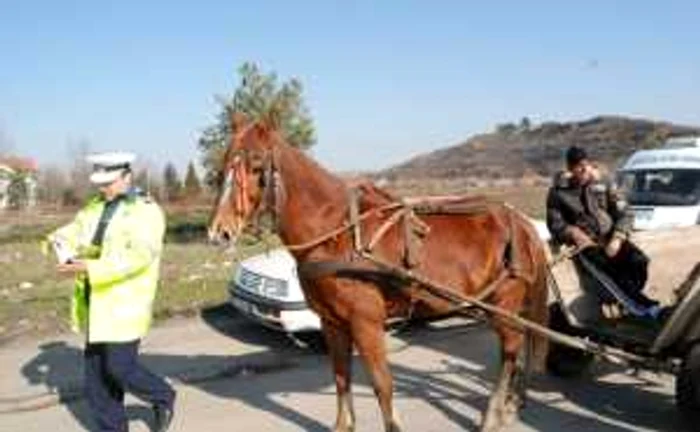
left=565, top=146, right=589, bottom=167
left=86, top=152, right=136, bottom=185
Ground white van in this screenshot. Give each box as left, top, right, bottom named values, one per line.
left=617, top=136, right=700, bottom=231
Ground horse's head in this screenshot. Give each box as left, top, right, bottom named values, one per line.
left=208, top=111, right=281, bottom=244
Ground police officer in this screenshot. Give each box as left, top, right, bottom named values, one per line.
left=47, top=152, right=175, bottom=431
left=546, top=146, right=659, bottom=316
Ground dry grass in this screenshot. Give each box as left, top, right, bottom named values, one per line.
left=0, top=233, right=271, bottom=343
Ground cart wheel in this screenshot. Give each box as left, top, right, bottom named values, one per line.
left=677, top=343, right=700, bottom=428
left=546, top=304, right=594, bottom=378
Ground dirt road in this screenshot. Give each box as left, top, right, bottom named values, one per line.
left=0, top=306, right=682, bottom=431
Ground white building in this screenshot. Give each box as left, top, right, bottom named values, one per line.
left=0, top=164, right=14, bottom=209
left=0, top=157, right=38, bottom=210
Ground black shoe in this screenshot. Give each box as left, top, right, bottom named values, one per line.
left=153, top=404, right=174, bottom=432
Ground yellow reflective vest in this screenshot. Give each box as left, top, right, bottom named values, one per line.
left=47, top=193, right=165, bottom=342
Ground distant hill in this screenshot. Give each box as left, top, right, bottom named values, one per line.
left=381, top=116, right=700, bottom=180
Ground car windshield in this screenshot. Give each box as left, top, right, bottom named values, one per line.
left=617, top=169, right=700, bottom=206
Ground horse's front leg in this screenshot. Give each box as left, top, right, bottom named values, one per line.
left=323, top=319, right=356, bottom=432
left=352, top=315, right=403, bottom=432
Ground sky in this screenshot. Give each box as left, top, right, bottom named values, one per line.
left=1, top=0, right=699, bottom=175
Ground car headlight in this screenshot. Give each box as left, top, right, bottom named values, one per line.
left=262, top=277, right=288, bottom=299
left=237, top=268, right=263, bottom=294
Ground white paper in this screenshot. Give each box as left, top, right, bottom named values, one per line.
left=52, top=239, right=75, bottom=264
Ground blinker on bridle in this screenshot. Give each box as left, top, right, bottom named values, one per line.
left=220, top=148, right=281, bottom=238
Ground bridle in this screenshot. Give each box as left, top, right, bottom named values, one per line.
left=219, top=147, right=283, bottom=239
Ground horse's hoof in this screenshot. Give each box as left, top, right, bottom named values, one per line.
left=386, top=419, right=404, bottom=432
left=502, top=401, right=520, bottom=427
left=480, top=422, right=501, bottom=432
left=333, top=421, right=355, bottom=432
left=480, top=410, right=505, bottom=432
left=333, top=411, right=355, bottom=432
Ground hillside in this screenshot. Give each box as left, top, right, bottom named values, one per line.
left=382, top=116, right=700, bottom=180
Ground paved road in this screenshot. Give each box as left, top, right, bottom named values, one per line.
left=0, top=305, right=684, bottom=431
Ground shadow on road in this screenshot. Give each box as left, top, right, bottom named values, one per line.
left=15, top=306, right=682, bottom=431
left=391, top=320, right=682, bottom=432
left=20, top=341, right=160, bottom=431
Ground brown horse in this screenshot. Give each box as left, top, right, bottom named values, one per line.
left=208, top=112, right=550, bottom=432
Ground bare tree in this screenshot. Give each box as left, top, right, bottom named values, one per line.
left=133, top=158, right=163, bottom=200
left=37, top=165, right=69, bottom=209
left=66, top=139, right=92, bottom=203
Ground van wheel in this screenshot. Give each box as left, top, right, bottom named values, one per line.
left=292, top=331, right=327, bottom=353
left=677, top=343, right=700, bottom=428
left=546, top=304, right=594, bottom=378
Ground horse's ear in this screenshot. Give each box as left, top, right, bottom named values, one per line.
left=230, top=111, right=248, bottom=133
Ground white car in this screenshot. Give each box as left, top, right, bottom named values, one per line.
left=228, top=218, right=551, bottom=336
left=228, top=248, right=321, bottom=334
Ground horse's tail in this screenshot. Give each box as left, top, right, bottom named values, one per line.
left=524, top=254, right=550, bottom=373
left=513, top=212, right=550, bottom=373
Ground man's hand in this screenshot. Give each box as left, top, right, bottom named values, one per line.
left=567, top=226, right=595, bottom=249
left=57, top=260, right=88, bottom=275
left=605, top=237, right=623, bottom=258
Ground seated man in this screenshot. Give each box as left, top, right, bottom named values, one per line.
left=546, top=146, right=659, bottom=316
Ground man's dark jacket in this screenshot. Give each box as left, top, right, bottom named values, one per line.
left=546, top=171, right=632, bottom=245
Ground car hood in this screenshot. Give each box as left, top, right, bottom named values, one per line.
left=239, top=247, right=297, bottom=280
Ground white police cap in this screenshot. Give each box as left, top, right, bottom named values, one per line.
left=86, top=152, right=136, bottom=185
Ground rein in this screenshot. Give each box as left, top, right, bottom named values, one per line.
left=286, top=201, right=405, bottom=252
left=229, top=146, right=411, bottom=253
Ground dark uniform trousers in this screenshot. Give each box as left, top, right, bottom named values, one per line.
left=84, top=340, right=174, bottom=431
left=577, top=239, right=656, bottom=308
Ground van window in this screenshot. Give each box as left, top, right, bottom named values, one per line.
left=618, top=169, right=700, bottom=206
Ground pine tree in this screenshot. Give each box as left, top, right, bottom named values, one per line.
left=162, top=163, right=182, bottom=202
left=183, top=161, right=202, bottom=198
left=198, top=61, right=316, bottom=188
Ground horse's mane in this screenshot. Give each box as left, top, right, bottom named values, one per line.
left=263, top=120, right=399, bottom=214
left=350, top=181, right=400, bottom=211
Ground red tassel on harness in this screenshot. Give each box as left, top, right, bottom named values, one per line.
left=234, top=158, right=250, bottom=216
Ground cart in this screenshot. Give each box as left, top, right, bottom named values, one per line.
left=357, top=224, right=700, bottom=430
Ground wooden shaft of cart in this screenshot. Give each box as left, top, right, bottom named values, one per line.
left=361, top=250, right=658, bottom=368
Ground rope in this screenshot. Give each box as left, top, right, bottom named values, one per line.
left=277, top=192, right=498, bottom=253
left=284, top=202, right=403, bottom=252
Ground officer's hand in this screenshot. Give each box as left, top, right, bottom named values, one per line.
left=605, top=237, right=623, bottom=258
left=57, top=260, right=87, bottom=275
